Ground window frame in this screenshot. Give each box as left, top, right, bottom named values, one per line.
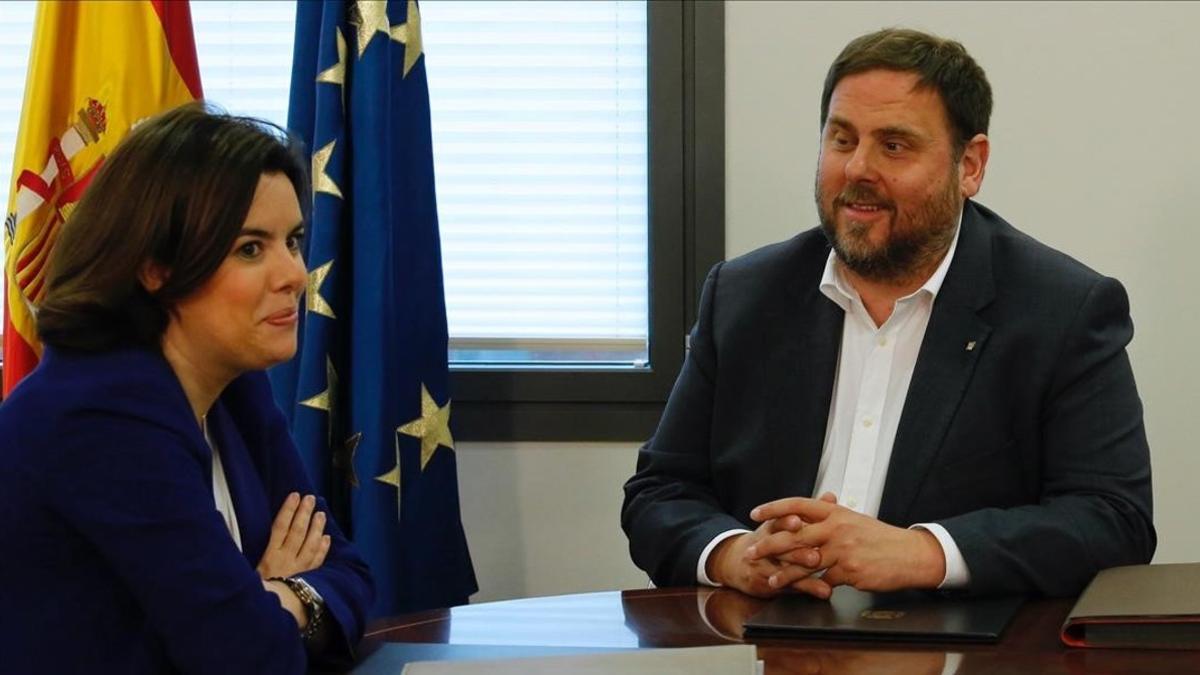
left=451, top=0, right=724, bottom=442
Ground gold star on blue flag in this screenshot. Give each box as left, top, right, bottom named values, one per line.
left=269, top=0, right=476, bottom=617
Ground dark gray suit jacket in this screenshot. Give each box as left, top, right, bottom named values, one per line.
left=621, top=201, right=1155, bottom=597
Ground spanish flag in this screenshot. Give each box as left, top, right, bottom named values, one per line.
left=3, top=0, right=202, bottom=395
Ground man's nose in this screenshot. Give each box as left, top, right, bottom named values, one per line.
left=843, top=144, right=878, bottom=183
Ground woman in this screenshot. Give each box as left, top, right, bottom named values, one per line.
left=0, top=103, right=373, bottom=673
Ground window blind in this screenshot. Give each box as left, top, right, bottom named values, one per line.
left=423, top=1, right=649, bottom=365
left=0, top=1, right=37, bottom=264
left=190, top=1, right=295, bottom=126
left=0, top=1, right=295, bottom=270
left=1, top=1, right=650, bottom=368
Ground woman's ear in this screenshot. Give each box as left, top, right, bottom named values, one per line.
left=138, top=261, right=169, bottom=293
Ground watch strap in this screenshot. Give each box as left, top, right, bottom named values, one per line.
left=270, top=576, right=325, bottom=641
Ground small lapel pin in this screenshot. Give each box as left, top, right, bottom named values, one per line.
left=965, top=340, right=977, bottom=352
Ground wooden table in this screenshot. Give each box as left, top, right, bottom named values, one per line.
left=363, top=587, right=1200, bottom=674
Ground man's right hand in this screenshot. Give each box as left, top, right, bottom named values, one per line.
left=256, top=492, right=331, bottom=580
left=705, top=492, right=836, bottom=598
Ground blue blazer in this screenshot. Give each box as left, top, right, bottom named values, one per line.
left=622, top=200, right=1156, bottom=596
left=0, top=346, right=374, bottom=674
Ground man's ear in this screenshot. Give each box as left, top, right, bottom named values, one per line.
left=138, top=261, right=169, bottom=293
left=958, top=133, right=990, bottom=198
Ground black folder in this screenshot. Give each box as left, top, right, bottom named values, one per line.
left=743, top=587, right=1024, bottom=643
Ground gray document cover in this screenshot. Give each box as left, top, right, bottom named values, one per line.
left=743, top=587, right=1023, bottom=643
left=350, top=644, right=633, bottom=675
left=395, top=644, right=759, bottom=675
left=1062, top=562, right=1200, bottom=649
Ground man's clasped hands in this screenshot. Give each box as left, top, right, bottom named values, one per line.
left=705, top=493, right=948, bottom=599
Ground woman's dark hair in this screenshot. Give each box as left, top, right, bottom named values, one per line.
left=37, top=102, right=309, bottom=352
left=820, top=28, right=993, bottom=157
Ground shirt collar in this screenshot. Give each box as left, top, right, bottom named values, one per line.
left=819, top=208, right=964, bottom=311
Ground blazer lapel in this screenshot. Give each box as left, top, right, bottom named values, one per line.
left=764, top=243, right=843, bottom=499
left=207, top=404, right=271, bottom=562
left=878, top=203, right=996, bottom=524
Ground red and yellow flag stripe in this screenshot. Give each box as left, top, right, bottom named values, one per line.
left=3, top=0, right=202, bottom=395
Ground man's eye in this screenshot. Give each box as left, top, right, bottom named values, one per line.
left=884, top=141, right=904, bottom=152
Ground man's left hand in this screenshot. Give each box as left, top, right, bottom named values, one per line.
left=746, top=497, right=946, bottom=595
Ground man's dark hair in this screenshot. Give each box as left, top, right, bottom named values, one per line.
left=820, top=28, right=993, bottom=156
left=37, top=102, right=309, bottom=352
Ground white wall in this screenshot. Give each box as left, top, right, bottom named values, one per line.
left=457, top=442, right=647, bottom=602
left=460, top=1, right=1200, bottom=602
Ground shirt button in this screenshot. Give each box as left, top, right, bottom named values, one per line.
left=847, top=498, right=859, bottom=509
left=878, top=336, right=888, bottom=347
left=862, top=418, right=873, bottom=428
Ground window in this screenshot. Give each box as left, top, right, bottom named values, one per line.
left=448, top=1, right=725, bottom=440
left=190, top=1, right=296, bottom=125
left=0, top=1, right=296, bottom=276
left=424, top=1, right=649, bottom=368
left=0, top=1, right=38, bottom=265
left=0, top=1, right=724, bottom=440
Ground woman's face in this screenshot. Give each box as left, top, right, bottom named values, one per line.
left=165, top=172, right=307, bottom=375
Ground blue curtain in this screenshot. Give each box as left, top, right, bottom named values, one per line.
left=272, top=0, right=477, bottom=617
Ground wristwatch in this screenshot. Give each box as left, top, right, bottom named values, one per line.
left=272, top=576, right=325, bottom=641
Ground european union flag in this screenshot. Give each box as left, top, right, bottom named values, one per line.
left=271, top=0, right=477, bottom=616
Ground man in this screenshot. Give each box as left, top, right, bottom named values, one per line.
left=621, top=28, right=1155, bottom=599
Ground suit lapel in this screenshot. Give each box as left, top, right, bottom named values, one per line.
left=207, top=404, right=271, bottom=562
left=764, top=242, right=843, bottom=499
left=878, top=202, right=996, bottom=524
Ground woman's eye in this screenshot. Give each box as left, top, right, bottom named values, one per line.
left=238, top=242, right=263, bottom=258
left=287, top=232, right=305, bottom=251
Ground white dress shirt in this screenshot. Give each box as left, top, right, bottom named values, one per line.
left=697, top=216, right=970, bottom=589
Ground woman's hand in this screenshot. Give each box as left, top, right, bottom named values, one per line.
left=256, top=492, right=331, bottom=580
left=262, top=579, right=307, bottom=629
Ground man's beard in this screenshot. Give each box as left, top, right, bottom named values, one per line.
left=816, top=171, right=961, bottom=284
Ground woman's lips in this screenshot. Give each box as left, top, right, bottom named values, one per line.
left=264, top=308, right=299, bottom=326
